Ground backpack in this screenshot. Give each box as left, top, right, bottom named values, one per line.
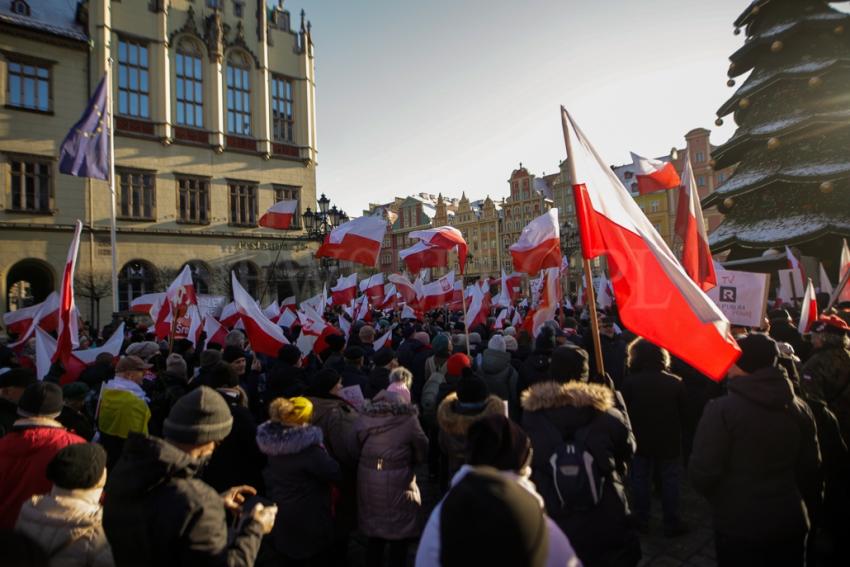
left=548, top=427, right=605, bottom=512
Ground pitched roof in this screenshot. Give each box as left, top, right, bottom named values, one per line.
left=0, top=0, right=87, bottom=42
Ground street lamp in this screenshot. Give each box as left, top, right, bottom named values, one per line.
left=318, top=193, right=330, bottom=215
left=562, top=220, right=580, bottom=294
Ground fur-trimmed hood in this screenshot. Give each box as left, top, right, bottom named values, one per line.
left=437, top=392, right=505, bottom=437
left=520, top=380, right=614, bottom=413
left=256, top=421, right=324, bottom=456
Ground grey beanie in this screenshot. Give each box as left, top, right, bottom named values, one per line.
left=199, top=349, right=222, bottom=368
left=163, top=386, right=233, bottom=445
left=166, top=353, right=187, bottom=377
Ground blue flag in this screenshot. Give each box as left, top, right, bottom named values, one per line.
left=59, top=75, right=109, bottom=180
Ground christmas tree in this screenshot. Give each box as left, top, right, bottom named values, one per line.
left=706, top=0, right=850, bottom=265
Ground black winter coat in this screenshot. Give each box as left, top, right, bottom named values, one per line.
left=257, top=422, right=340, bottom=560
left=365, top=366, right=391, bottom=399
left=0, top=397, right=18, bottom=438
left=621, top=370, right=686, bottom=459
left=518, top=350, right=551, bottom=392
left=478, top=349, right=520, bottom=420
left=521, top=380, right=639, bottom=567
left=103, top=434, right=264, bottom=567
left=266, top=362, right=307, bottom=402
left=340, top=363, right=369, bottom=396
left=688, top=367, right=822, bottom=542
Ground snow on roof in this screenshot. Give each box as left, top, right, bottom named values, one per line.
left=0, top=0, right=87, bottom=42
left=710, top=213, right=850, bottom=248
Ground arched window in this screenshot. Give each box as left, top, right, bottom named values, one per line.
left=232, top=260, right=258, bottom=298
left=184, top=260, right=211, bottom=295
left=6, top=259, right=54, bottom=312
left=175, top=38, right=203, bottom=127
left=226, top=51, right=251, bottom=135
left=119, top=260, right=157, bottom=311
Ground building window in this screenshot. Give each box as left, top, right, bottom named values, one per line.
left=175, top=40, right=203, bottom=127
left=118, top=260, right=157, bottom=311
left=623, top=171, right=633, bottom=180
left=271, top=75, right=294, bottom=143
left=697, top=175, right=706, bottom=187
left=206, top=0, right=221, bottom=7
left=695, top=151, right=706, bottom=163
left=118, top=169, right=155, bottom=220
left=650, top=200, right=660, bottom=213
left=6, top=58, right=50, bottom=112
left=229, top=181, right=258, bottom=226
left=118, top=38, right=150, bottom=118
left=8, top=155, right=51, bottom=213
left=226, top=51, right=251, bottom=135
left=273, top=184, right=300, bottom=227
left=10, top=1, right=30, bottom=16
left=233, top=0, right=244, bottom=17
left=176, top=176, right=209, bottom=224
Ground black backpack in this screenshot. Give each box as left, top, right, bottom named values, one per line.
left=548, top=426, right=606, bottom=512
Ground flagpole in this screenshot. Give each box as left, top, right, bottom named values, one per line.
left=827, top=267, right=850, bottom=310
left=562, top=107, right=605, bottom=377
left=460, top=278, right=472, bottom=356
left=107, top=59, right=119, bottom=315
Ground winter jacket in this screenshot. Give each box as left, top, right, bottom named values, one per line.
left=202, top=389, right=266, bottom=494
left=355, top=391, right=429, bottom=540
left=414, top=465, right=582, bottom=567
left=15, top=487, right=114, bottom=567
left=436, top=393, right=505, bottom=480
left=58, top=404, right=96, bottom=441
left=146, top=371, right=190, bottom=438
left=340, top=363, right=369, bottom=396
left=802, top=345, right=850, bottom=442
left=365, top=366, right=392, bottom=399
left=265, top=362, right=308, bottom=402
left=521, top=381, right=639, bottom=567
left=423, top=355, right=448, bottom=386
left=689, top=367, right=822, bottom=542
left=586, top=335, right=627, bottom=388
left=0, top=396, right=18, bottom=437
left=420, top=372, right=446, bottom=424
left=102, top=434, right=265, bottom=567
left=411, top=345, right=435, bottom=397
left=257, top=422, right=340, bottom=560
left=518, top=350, right=551, bottom=393
left=97, top=377, right=151, bottom=439
left=621, top=370, right=686, bottom=459
left=79, top=362, right=114, bottom=392
left=478, top=349, right=520, bottom=421
left=0, top=419, right=84, bottom=529
left=306, top=394, right=361, bottom=470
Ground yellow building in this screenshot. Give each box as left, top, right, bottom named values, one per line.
left=0, top=0, right=320, bottom=328
left=500, top=165, right=554, bottom=273
left=430, top=192, right=500, bottom=283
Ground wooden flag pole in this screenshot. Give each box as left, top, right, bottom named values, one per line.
left=827, top=266, right=850, bottom=310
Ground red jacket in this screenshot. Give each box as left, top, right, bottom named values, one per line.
left=0, top=420, right=84, bottom=529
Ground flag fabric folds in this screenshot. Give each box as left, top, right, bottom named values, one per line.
left=59, top=75, right=110, bottom=180
left=166, top=265, right=198, bottom=309
left=630, top=152, right=681, bottom=195
left=399, top=241, right=449, bottom=273
left=676, top=156, right=716, bottom=292
left=408, top=226, right=468, bottom=274
left=419, top=271, right=455, bottom=310
left=231, top=272, right=289, bottom=357
left=53, top=221, right=83, bottom=365
left=819, top=263, right=833, bottom=295
left=316, top=216, right=387, bottom=267
left=509, top=209, right=562, bottom=275
left=563, top=108, right=739, bottom=380
left=259, top=200, right=299, bottom=230
left=798, top=279, right=818, bottom=334
left=331, top=273, right=358, bottom=305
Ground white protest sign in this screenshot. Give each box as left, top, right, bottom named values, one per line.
left=708, top=269, right=770, bottom=327
left=197, top=294, right=227, bottom=318
left=777, top=269, right=805, bottom=303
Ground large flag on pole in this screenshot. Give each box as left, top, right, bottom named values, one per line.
left=259, top=200, right=299, bottom=230
left=408, top=226, right=468, bottom=274
left=231, top=272, right=289, bottom=356
left=52, top=221, right=83, bottom=364
left=676, top=155, right=717, bottom=291
left=316, top=215, right=387, bottom=267
left=58, top=75, right=110, bottom=180
left=509, top=209, right=562, bottom=275
left=399, top=241, right=449, bottom=273
left=166, top=264, right=197, bottom=308
left=798, top=279, right=818, bottom=334
left=630, top=152, right=681, bottom=195
left=331, top=273, right=358, bottom=305
left=562, top=108, right=739, bottom=380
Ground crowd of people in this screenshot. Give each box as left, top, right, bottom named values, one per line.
left=1, top=299, right=849, bottom=567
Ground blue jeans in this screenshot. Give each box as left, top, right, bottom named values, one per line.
left=630, top=455, right=681, bottom=526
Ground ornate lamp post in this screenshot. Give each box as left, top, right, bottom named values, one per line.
left=302, top=193, right=349, bottom=282
left=562, top=220, right=580, bottom=294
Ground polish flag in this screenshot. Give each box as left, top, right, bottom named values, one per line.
left=331, top=273, right=358, bottom=305
left=203, top=316, right=229, bottom=350
left=676, top=156, right=717, bottom=291
left=506, top=273, right=523, bottom=301
left=129, top=292, right=165, bottom=315
left=449, top=280, right=466, bottom=311
left=631, top=152, right=681, bottom=195
left=352, top=295, right=370, bottom=322
left=259, top=200, right=298, bottom=230
left=6, top=292, right=60, bottom=346
left=388, top=274, right=418, bottom=305
left=400, top=241, right=449, bottom=273
left=296, top=306, right=341, bottom=356
left=280, top=295, right=297, bottom=314
left=494, top=308, right=509, bottom=330
left=798, top=279, right=818, bottom=334
left=38, top=322, right=126, bottom=382
left=166, top=264, right=197, bottom=309
left=183, top=305, right=204, bottom=347
left=466, top=284, right=489, bottom=330
left=301, top=289, right=327, bottom=315
left=379, top=284, right=398, bottom=311
left=510, top=309, right=523, bottom=328
left=278, top=308, right=298, bottom=330
left=150, top=297, right=172, bottom=341
left=509, top=209, right=562, bottom=275
left=373, top=330, right=392, bottom=351
left=419, top=271, right=455, bottom=310
left=532, top=267, right=560, bottom=336
left=360, top=273, right=385, bottom=306
left=401, top=303, right=420, bottom=321
left=494, top=270, right=513, bottom=307
left=596, top=274, right=614, bottom=310
left=73, top=323, right=126, bottom=365
left=262, top=300, right=281, bottom=323
left=316, top=215, right=387, bottom=267
left=34, top=327, right=55, bottom=381
left=52, top=221, right=83, bottom=364
left=408, top=226, right=468, bottom=274
left=339, top=316, right=352, bottom=339
left=563, top=108, right=739, bottom=380
left=819, top=263, right=833, bottom=295
left=219, top=302, right=241, bottom=328
left=785, top=246, right=807, bottom=284
left=839, top=239, right=850, bottom=303
left=231, top=272, right=289, bottom=357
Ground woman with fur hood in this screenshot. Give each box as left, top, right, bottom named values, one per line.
left=355, top=387, right=429, bottom=567
left=521, top=344, right=640, bottom=567
left=257, top=396, right=341, bottom=566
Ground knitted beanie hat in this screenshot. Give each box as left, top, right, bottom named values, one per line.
left=166, top=353, right=187, bottom=377
left=163, top=386, right=233, bottom=445
left=47, top=443, right=106, bottom=490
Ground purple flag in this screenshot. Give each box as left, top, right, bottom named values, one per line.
left=59, top=75, right=109, bottom=180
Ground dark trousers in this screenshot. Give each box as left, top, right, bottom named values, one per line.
left=715, top=532, right=806, bottom=567
left=630, top=455, right=681, bottom=526
left=365, top=538, right=409, bottom=567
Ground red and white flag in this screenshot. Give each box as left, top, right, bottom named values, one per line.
left=203, top=316, right=229, bottom=350
left=379, top=284, right=398, bottom=311
left=129, top=292, right=164, bottom=315
left=819, top=262, right=833, bottom=295
left=52, top=221, right=83, bottom=364
left=563, top=108, right=739, bottom=380
left=798, top=279, right=818, bottom=334
left=278, top=308, right=298, bottom=330
left=166, top=264, right=197, bottom=308
left=388, top=273, right=418, bottom=305
left=399, top=241, right=449, bottom=273
left=262, top=300, right=281, bottom=323
left=419, top=271, right=455, bottom=310
left=231, top=272, right=289, bottom=357
left=219, top=302, right=241, bottom=328
left=400, top=303, right=420, bottom=321
left=408, top=226, right=468, bottom=274
left=596, top=274, right=614, bottom=310
left=281, top=295, right=297, bottom=313
left=510, top=309, right=523, bottom=328
left=331, top=273, right=358, bottom=305
left=73, top=323, right=126, bottom=365
left=466, top=284, right=489, bottom=330
left=494, top=270, right=513, bottom=308
left=360, top=273, right=385, bottom=306
left=296, top=306, right=341, bottom=357
left=34, top=327, right=56, bottom=381
left=6, top=292, right=60, bottom=347
left=631, top=152, right=681, bottom=195
left=259, top=200, right=298, bottom=230
left=184, top=305, right=204, bottom=347
left=509, top=209, right=562, bottom=275
left=839, top=239, right=850, bottom=303
left=316, top=215, right=387, bottom=267
left=373, top=330, right=392, bottom=351
left=785, top=246, right=807, bottom=284
left=676, top=156, right=716, bottom=291
left=532, top=268, right=560, bottom=336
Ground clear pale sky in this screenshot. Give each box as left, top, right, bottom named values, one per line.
left=284, top=0, right=757, bottom=215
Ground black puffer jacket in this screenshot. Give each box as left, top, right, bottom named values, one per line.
left=257, top=422, right=340, bottom=560
left=621, top=370, right=686, bottom=459
left=689, top=367, right=822, bottom=542
left=478, top=349, right=520, bottom=420
left=103, top=434, right=264, bottom=567
left=521, top=380, right=639, bottom=567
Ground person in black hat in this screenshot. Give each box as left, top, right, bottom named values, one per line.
left=689, top=334, right=821, bottom=567
left=266, top=344, right=308, bottom=404
left=519, top=327, right=556, bottom=392
left=321, top=332, right=347, bottom=373
left=15, top=443, right=113, bottom=566
left=769, top=308, right=809, bottom=361
left=364, top=346, right=397, bottom=399
left=57, top=382, right=95, bottom=441
left=104, top=386, right=276, bottom=567
left=0, top=382, right=85, bottom=529
left=0, top=367, right=37, bottom=437
left=802, top=315, right=850, bottom=441
left=341, top=345, right=369, bottom=396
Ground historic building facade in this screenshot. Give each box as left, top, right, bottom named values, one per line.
left=499, top=165, right=554, bottom=273
left=0, top=0, right=319, bottom=327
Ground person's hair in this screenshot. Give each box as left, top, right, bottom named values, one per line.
left=626, top=338, right=670, bottom=373
left=517, top=329, right=532, bottom=349
left=208, top=361, right=238, bottom=388
left=359, top=325, right=375, bottom=342
left=224, top=330, right=245, bottom=348
left=388, top=367, right=413, bottom=388
left=813, top=331, right=850, bottom=349
left=95, top=352, right=114, bottom=366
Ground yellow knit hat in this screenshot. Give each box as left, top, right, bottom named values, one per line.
left=269, top=396, right=313, bottom=426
